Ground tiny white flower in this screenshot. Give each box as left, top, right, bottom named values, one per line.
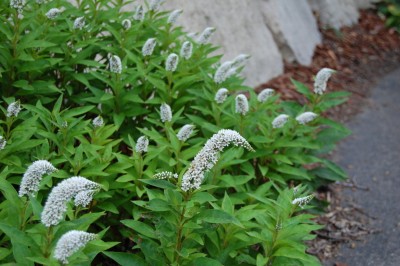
left=181, top=129, right=253, bottom=191
left=10, top=0, right=25, bottom=10
left=197, top=27, right=216, bottom=45
left=135, top=136, right=149, bottom=153
left=54, top=230, right=97, bottom=264
left=168, top=9, right=183, bottom=24
left=272, top=114, right=289, bottom=128
left=142, top=38, right=157, bottom=56
left=215, top=88, right=229, bottom=104
left=122, top=19, right=131, bottom=30
left=292, top=195, right=314, bottom=208
left=180, top=41, right=193, bottom=60
left=46, top=8, right=62, bottom=20
left=235, top=94, right=249, bottom=116
left=149, top=0, right=164, bottom=11
left=231, top=54, right=250, bottom=68
left=257, top=88, right=275, bottom=103
left=154, top=171, right=178, bottom=180
left=166, top=53, right=179, bottom=72
left=92, top=116, right=104, bottom=127
left=109, top=55, right=122, bottom=74
left=19, top=160, right=57, bottom=197
left=41, top=176, right=100, bottom=227
left=160, top=103, right=172, bottom=123
left=296, top=112, right=318, bottom=125
left=177, top=125, right=195, bottom=142
left=6, top=101, right=22, bottom=117
left=134, top=5, right=145, bottom=21
left=0, top=136, right=7, bottom=150
left=73, top=16, right=85, bottom=30
left=314, top=68, right=336, bottom=95
left=214, top=61, right=233, bottom=84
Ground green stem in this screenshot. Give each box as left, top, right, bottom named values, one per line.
left=19, top=199, right=29, bottom=230
left=43, top=226, right=54, bottom=258
left=174, top=192, right=191, bottom=264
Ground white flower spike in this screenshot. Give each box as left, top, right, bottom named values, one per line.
left=177, top=125, right=195, bottom=142
left=232, top=54, right=250, bottom=68
left=197, top=27, right=216, bottom=45
left=296, top=112, right=318, bottom=125
left=46, top=8, right=63, bottom=20
left=41, top=176, right=100, bottom=227
left=109, top=55, right=122, bottom=74
left=122, top=19, right=131, bottom=30
left=235, top=94, right=249, bottom=116
left=180, top=41, right=193, bottom=60
left=7, top=101, right=22, bottom=117
left=257, top=88, right=275, bottom=103
left=54, top=230, right=97, bottom=264
left=272, top=114, right=289, bottom=129
left=134, top=5, right=145, bottom=21
left=214, top=61, right=233, bottom=84
left=166, top=53, right=179, bottom=72
left=92, top=116, right=104, bottom=127
left=73, top=17, right=85, bottom=30
left=142, top=38, right=157, bottom=56
left=149, top=0, right=164, bottom=11
left=292, top=195, right=314, bottom=208
left=215, top=88, right=229, bottom=104
left=19, top=160, right=57, bottom=197
left=168, top=9, right=183, bottom=24
left=160, top=103, right=172, bottom=123
left=0, top=136, right=6, bottom=150
left=314, top=68, right=336, bottom=95
left=154, top=171, right=178, bottom=180
left=135, top=136, right=149, bottom=153
left=181, top=129, right=253, bottom=191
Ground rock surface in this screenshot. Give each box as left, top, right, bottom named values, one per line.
left=260, top=0, right=321, bottom=65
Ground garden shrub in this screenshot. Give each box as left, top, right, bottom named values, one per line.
left=0, top=0, right=350, bottom=265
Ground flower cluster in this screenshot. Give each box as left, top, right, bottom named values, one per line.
left=214, top=61, right=233, bottom=84
left=292, top=195, right=314, bottom=208
left=10, top=0, right=25, bottom=12
left=314, top=68, right=335, bottom=95
left=135, top=136, right=149, bottom=153
left=160, top=103, right=172, bottom=123
left=165, top=53, right=179, bottom=72
left=181, top=129, right=253, bottom=191
left=272, top=114, right=289, bottom=128
left=257, top=88, right=275, bottom=103
left=215, top=88, right=229, bottom=104
left=122, top=19, right=131, bottom=30
left=73, top=17, right=85, bottom=30
left=296, top=112, right=318, bottom=125
left=197, top=27, right=216, bottom=45
left=150, top=0, right=164, bottom=11
left=142, top=38, right=157, bottom=56
left=54, top=230, right=97, bottom=264
left=0, top=136, right=7, bottom=150
left=134, top=5, right=145, bottom=21
left=154, top=171, right=178, bottom=180
left=19, top=160, right=57, bottom=197
left=231, top=54, right=250, bottom=68
left=6, top=101, right=22, bottom=118
left=168, top=9, right=182, bottom=24
left=177, top=124, right=195, bottom=142
left=109, top=55, right=122, bottom=74
left=46, top=8, right=63, bottom=20
left=180, top=41, right=193, bottom=60
left=41, top=176, right=100, bottom=227
left=92, top=116, right=104, bottom=127
left=235, top=94, right=249, bottom=116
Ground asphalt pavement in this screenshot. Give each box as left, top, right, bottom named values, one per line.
left=325, top=68, right=400, bottom=266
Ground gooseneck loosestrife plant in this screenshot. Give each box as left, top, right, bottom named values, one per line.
left=0, top=0, right=351, bottom=265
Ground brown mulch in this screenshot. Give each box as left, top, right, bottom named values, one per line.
left=257, top=9, right=400, bottom=263
left=256, top=9, right=400, bottom=123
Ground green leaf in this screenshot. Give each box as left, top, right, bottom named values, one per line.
left=196, top=209, right=241, bottom=226
left=121, top=220, right=156, bottom=239
left=192, top=257, right=224, bottom=266
left=139, top=179, right=176, bottom=189
left=102, top=251, right=148, bottom=266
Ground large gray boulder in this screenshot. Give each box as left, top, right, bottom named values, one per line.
left=260, top=0, right=321, bottom=65
left=308, top=0, right=360, bottom=29
left=160, top=0, right=284, bottom=87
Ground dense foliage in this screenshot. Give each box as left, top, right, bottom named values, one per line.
left=377, top=0, right=400, bottom=31
left=0, top=0, right=350, bottom=265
